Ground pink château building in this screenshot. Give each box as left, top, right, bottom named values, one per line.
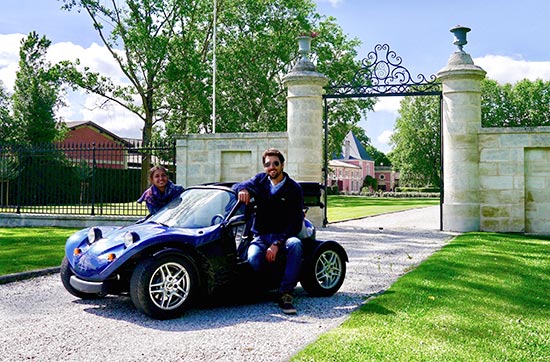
left=327, top=131, right=375, bottom=193
left=327, top=130, right=398, bottom=193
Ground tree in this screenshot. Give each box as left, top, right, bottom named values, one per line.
left=61, top=0, right=375, bottom=188
left=11, top=32, right=66, bottom=146
left=0, top=83, right=19, bottom=207
left=364, top=144, right=391, bottom=166
left=154, top=0, right=310, bottom=136
left=0, top=82, right=14, bottom=145
left=61, top=0, right=193, bottom=188
left=362, top=174, right=377, bottom=191
left=389, top=96, right=440, bottom=188
left=315, top=17, right=375, bottom=158
left=482, top=78, right=550, bottom=127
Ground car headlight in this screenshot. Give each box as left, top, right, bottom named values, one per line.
left=124, top=231, right=140, bottom=247
left=87, top=227, right=102, bottom=244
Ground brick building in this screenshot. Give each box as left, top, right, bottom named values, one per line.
left=60, top=121, right=133, bottom=169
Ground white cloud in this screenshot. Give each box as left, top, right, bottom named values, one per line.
left=377, top=129, right=393, bottom=145
left=0, top=34, right=141, bottom=139
left=0, top=33, right=25, bottom=89
left=474, top=55, right=550, bottom=84
left=315, top=0, right=345, bottom=7
left=373, top=96, right=403, bottom=114
left=74, top=92, right=143, bottom=139
left=48, top=41, right=129, bottom=83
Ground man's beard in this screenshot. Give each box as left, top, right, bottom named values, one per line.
left=268, top=169, right=281, bottom=180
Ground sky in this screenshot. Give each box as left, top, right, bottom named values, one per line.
left=1, top=0, right=550, bottom=153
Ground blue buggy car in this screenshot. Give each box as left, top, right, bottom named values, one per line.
left=61, top=183, right=347, bottom=319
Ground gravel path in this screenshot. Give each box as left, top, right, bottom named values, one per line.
left=0, top=206, right=457, bottom=362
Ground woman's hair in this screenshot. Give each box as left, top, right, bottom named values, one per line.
left=148, top=165, right=168, bottom=182
left=262, top=148, right=285, bottom=164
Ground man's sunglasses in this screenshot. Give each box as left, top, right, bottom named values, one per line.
left=263, top=160, right=280, bottom=168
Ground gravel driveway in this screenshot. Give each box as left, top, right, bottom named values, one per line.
left=0, top=206, right=457, bottom=362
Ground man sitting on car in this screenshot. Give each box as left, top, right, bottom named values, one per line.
left=234, top=148, right=304, bottom=315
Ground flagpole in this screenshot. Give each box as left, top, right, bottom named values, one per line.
left=212, top=0, right=217, bottom=133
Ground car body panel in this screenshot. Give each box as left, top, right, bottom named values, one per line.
left=63, top=183, right=348, bottom=313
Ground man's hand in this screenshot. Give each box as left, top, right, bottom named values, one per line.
left=266, top=243, right=279, bottom=263
left=238, top=189, right=251, bottom=205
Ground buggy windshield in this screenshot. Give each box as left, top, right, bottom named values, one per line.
left=148, top=188, right=237, bottom=228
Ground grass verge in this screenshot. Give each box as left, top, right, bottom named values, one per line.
left=0, top=227, right=79, bottom=275
left=291, top=232, right=550, bottom=361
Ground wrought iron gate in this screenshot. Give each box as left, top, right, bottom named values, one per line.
left=322, top=44, right=443, bottom=229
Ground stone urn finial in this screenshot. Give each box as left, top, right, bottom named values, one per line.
left=292, top=34, right=316, bottom=72
left=450, top=25, right=471, bottom=52
left=298, top=35, right=312, bottom=61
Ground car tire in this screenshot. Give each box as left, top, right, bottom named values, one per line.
left=130, top=254, right=198, bottom=320
left=300, top=245, right=346, bottom=297
left=60, top=257, right=102, bottom=299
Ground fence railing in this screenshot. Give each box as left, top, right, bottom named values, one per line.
left=0, top=141, right=176, bottom=216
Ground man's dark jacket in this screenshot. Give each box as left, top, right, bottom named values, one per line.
left=234, top=172, right=304, bottom=240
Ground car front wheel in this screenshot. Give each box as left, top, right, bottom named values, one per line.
left=300, top=245, right=346, bottom=297
left=130, top=254, right=198, bottom=320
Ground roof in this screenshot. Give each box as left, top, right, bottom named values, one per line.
left=65, top=121, right=134, bottom=146
left=335, top=130, right=373, bottom=161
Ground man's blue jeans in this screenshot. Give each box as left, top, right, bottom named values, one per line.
left=247, top=234, right=302, bottom=294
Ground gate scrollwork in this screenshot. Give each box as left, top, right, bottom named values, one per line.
left=325, top=44, right=440, bottom=97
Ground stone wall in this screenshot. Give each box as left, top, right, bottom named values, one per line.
left=479, top=127, right=550, bottom=234
left=176, top=132, right=288, bottom=187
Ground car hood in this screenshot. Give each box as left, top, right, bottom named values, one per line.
left=66, top=221, right=220, bottom=279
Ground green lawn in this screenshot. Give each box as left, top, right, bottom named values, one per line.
left=292, top=232, right=550, bottom=361
left=0, top=227, right=79, bottom=275
left=327, top=195, right=440, bottom=222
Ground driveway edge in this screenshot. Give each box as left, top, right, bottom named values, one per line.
left=0, top=267, right=60, bottom=285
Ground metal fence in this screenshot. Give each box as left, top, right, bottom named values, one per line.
left=0, top=141, right=176, bottom=216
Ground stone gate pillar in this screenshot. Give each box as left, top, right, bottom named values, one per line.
left=437, top=26, right=486, bottom=231
left=282, top=36, right=328, bottom=227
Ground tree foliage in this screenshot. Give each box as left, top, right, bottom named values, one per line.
left=482, top=78, right=550, bottom=127
left=362, top=174, right=377, bottom=190
left=389, top=96, right=440, bottom=188
left=10, top=32, right=66, bottom=146
left=314, top=18, right=375, bottom=157
left=60, top=0, right=375, bottom=166
left=365, top=143, right=391, bottom=166
left=0, top=83, right=14, bottom=145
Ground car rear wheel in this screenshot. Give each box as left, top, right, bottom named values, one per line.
left=60, top=257, right=103, bottom=299
left=130, top=254, right=198, bottom=320
left=300, top=245, right=346, bottom=297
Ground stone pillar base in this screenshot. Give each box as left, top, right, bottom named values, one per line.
left=443, top=203, right=480, bottom=231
